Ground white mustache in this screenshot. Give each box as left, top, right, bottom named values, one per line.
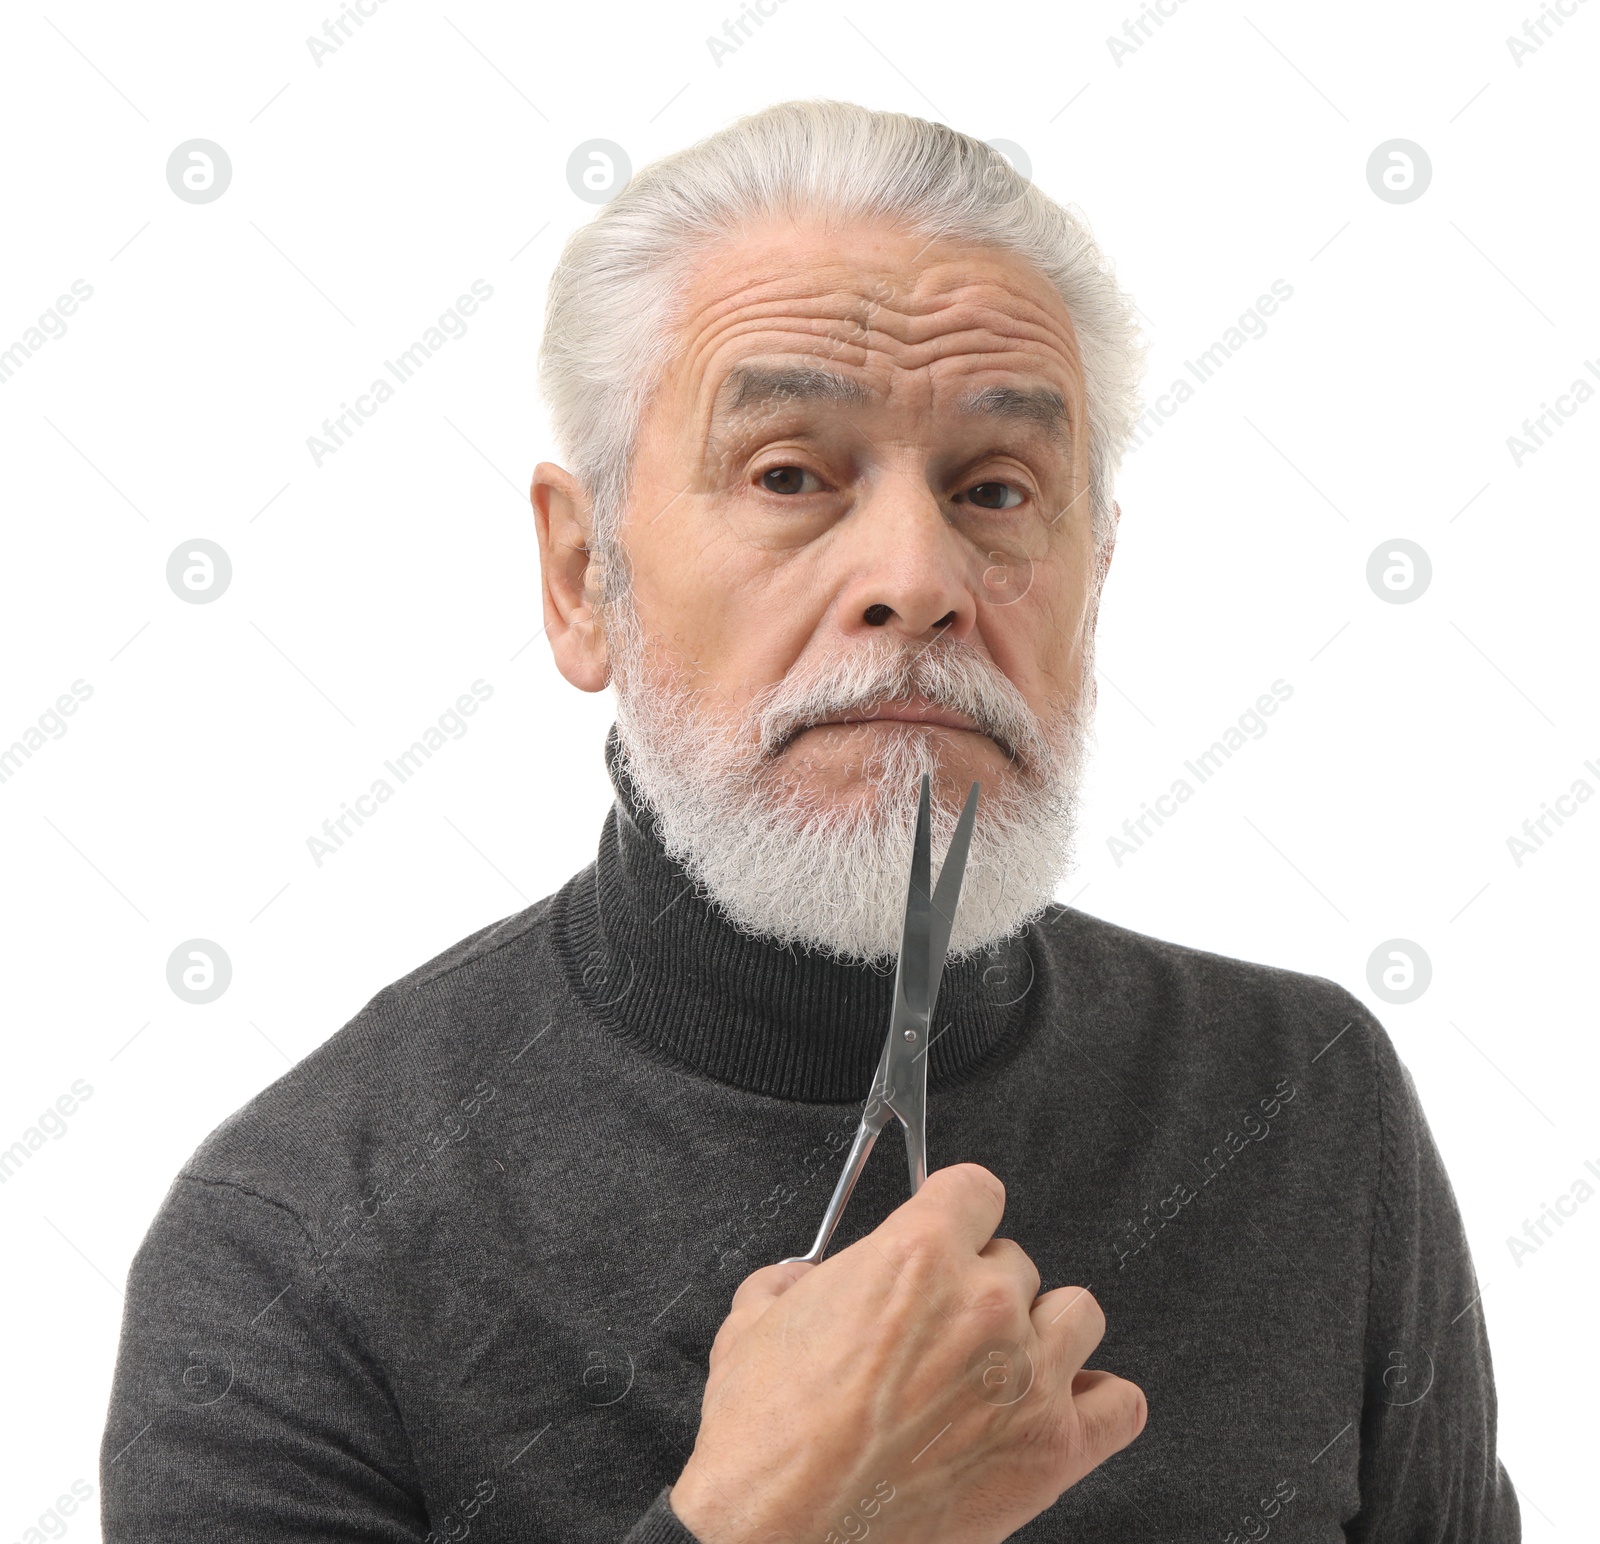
left=751, top=637, right=1052, bottom=770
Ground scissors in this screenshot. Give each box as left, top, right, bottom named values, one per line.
left=779, top=774, right=981, bottom=1267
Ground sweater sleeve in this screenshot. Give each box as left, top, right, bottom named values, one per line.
left=1347, top=1020, right=1521, bottom=1542
left=623, top=1488, right=705, bottom=1542
left=99, top=1175, right=428, bottom=1541
left=100, top=1175, right=706, bottom=1542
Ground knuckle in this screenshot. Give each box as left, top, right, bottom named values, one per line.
left=986, top=1236, right=1041, bottom=1292
left=1079, top=1381, right=1146, bottom=1459
left=951, top=1162, right=1006, bottom=1212
left=960, top=1274, right=1020, bottom=1328
left=880, top=1221, right=948, bottom=1276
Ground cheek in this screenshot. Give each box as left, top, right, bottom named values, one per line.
left=981, top=552, right=1089, bottom=693
left=627, top=527, right=823, bottom=686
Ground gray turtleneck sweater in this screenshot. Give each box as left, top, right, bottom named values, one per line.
left=99, top=733, right=1520, bottom=1541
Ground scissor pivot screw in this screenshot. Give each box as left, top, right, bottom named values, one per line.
left=904, top=1029, right=917, bottom=1041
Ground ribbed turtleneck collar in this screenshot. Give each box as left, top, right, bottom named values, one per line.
left=547, top=727, right=1037, bottom=1102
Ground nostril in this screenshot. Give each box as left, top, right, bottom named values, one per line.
left=863, top=604, right=892, bottom=626
left=933, top=612, right=956, bottom=630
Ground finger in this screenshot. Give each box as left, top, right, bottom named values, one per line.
left=888, top=1162, right=1008, bottom=1256
left=707, top=1260, right=815, bottom=1369
left=1029, top=1283, right=1107, bottom=1375
left=1068, top=1369, right=1148, bottom=1465
left=976, top=1236, right=1042, bottom=1304
left=728, top=1258, right=813, bottom=1312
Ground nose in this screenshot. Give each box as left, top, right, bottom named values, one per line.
left=834, top=480, right=978, bottom=645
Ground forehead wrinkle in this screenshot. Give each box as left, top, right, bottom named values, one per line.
left=673, top=268, right=1085, bottom=456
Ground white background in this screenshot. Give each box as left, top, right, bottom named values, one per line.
left=1, top=0, right=1595, bottom=1536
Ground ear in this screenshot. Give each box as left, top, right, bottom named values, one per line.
left=532, top=461, right=610, bottom=692
left=1078, top=498, right=1119, bottom=651
left=1091, top=499, right=1119, bottom=591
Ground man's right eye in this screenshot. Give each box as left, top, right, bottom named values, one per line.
left=759, top=465, right=820, bottom=495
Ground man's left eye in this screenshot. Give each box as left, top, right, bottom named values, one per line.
left=760, top=466, right=820, bottom=495
left=958, top=481, right=1025, bottom=511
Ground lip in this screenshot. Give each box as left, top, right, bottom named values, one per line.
left=809, top=698, right=984, bottom=736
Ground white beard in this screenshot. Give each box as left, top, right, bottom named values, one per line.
left=607, top=600, right=1095, bottom=965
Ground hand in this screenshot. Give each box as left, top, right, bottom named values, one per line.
left=670, top=1163, right=1146, bottom=1543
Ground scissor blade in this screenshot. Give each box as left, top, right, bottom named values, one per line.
left=882, top=778, right=980, bottom=1082
left=923, top=781, right=980, bottom=1010
left=890, top=775, right=934, bottom=1018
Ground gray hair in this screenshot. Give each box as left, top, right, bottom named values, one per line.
left=537, top=99, right=1146, bottom=594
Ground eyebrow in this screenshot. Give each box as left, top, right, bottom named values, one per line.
left=955, top=382, right=1069, bottom=440
left=711, top=364, right=1069, bottom=441
left=717, top=364, right=875, bottom=414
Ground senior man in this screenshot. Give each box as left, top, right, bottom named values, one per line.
left=102, top=101, right=1518, bottom=1542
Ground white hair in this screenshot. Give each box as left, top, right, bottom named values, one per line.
left=537, top=98, right=1147, bottom=589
